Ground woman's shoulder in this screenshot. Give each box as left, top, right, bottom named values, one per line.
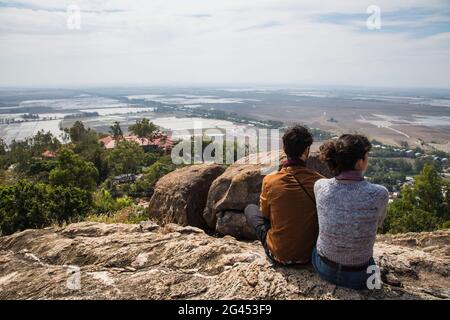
left=363, top=181, right=389, bottom=200
left=314, top=177, right=335, bottom=192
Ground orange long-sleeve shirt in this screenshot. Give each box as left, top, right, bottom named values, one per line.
left=260, top=165, right=323, bottom=263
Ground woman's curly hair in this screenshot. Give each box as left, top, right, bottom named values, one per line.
left=319, top=134, right=372, bottom=175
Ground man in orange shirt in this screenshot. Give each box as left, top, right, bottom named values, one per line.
left=244, top=125, right=323, bottom=265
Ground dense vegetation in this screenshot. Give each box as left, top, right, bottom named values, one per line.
left=0, top=121, right=449, bottom=236
left=381, top=164, right=450, bottom=234
left=0, top=119, right=177, bottom=236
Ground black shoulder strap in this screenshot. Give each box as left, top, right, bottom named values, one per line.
left=287, top=169, right=316, bottom=206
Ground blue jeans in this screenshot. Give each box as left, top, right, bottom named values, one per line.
left=312, top=247, right=376, bottom=290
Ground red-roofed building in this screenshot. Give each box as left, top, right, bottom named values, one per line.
left=99, top=134, right=173, bottom=154
left=41, top=150, right=57, bottom=158
left=99, top=135, right=115, bottom=149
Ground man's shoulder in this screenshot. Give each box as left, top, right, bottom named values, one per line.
left=305, top=167, right=326, bottom=180
left=262, top=170, right=279, bottom=186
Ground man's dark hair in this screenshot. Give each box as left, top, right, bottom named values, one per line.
left=282, top=125, right=313, bottom=159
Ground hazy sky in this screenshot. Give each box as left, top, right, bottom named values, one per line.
left=0, top=0, right=449, bottom=88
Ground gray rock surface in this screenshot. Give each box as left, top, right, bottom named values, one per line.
left=203, top=150, right=332, bottom=239
left=0, top=222, right=448, bottom=300
left=147, top=164, right=225, bottom=228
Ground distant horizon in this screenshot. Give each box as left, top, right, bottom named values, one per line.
left=1, top=83, right=450, bottom=92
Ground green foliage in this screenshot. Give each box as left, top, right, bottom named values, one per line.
left=64, top=121, right=108, bottom=179
left=0, top=138, right=7, bottom=169
left=143, top=151, right=162, bottom=167
left=30, top=130, right=61, bottom=153
left=383, top=206, right=440, bottom=234
left=0, top=180, right=92, bottom=236
left=366, top=158, right=413, bottom=191
left=381, top=164, right=450, bottom=234
left=412, top=164, right=448, bottom=215
left=109, top=121, right=123, bottom=140
left=414, top=158, right=444, bottom=173
left=106, top=140, right=145, bottom=175
left=128, top=118, right=160, bottom=141
left=92, top=188, right=134, bottom=214
left=2, top=130, right=61, bottom=172
left=66, top=121, right=94, bottom=144
left=49, top=148, right=99, bottom=192
left=129, top=156, right=176, bottom=198
left=26, top=159, right=58, bottom=182
left=0, top=138, right=6, bottom=155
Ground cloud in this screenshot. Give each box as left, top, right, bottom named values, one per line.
left=317, top=7, right=450, bottom=38
left=0, top=0, right=449, bottom=88
left=237, top=21, right=283, bottom=32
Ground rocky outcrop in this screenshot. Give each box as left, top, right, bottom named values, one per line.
left=145, top=150, right=331, bottom=239
left=0, top=222, right=448, bottom=300
left=146, top=164, right=225, bottom=229
left=203, top=150, right=332, bottom=239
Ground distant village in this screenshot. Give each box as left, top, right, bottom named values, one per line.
left=368, top=142, right=449, bottom=202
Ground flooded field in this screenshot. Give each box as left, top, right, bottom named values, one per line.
left=0, top=88, right=449, bottom=151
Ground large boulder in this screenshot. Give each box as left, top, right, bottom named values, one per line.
left=0, top=222, right=448, bottom=299
left=147, top=164, right=225, bottom=229
left=203, top=150, right=332, bottom=239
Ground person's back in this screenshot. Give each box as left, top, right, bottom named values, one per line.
left=311, top=134, right=389, bottom=290
left=244, top=125, right=323, bottom=265
left=261, top=164, right=323, bottom=263
left=315, top=178, right=388, bottom=266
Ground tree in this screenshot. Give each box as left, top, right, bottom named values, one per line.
left=0, top=131, right=62, bottom=175
left=412, top=164, right=448, bottom=215
left=0, top=180, right=92, bottom=236
left=128, top=118, right=160, bottom=142
left=64, top=121, right=108, bottom=180
left=106, top=140, right=145, bottom=175
left=0, top=138, right=7, bottom=169
left=0, top=138, right=6, bottom=156
left=49, top=148, right=99, bottom=192
left=92, top=188, right=133, bottom=214
left=109, top=121, right=123, bottom=140
left=381, top=164, right=450, bottom=234
left=66, top=121, right=91, bottom=144
left=31, top=130, right=61, bottom=153
left=130, top=156, right=176, bottom=198
left=6, top=139, right=33, bottom=172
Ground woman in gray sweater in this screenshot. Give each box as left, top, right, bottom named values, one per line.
left=312, top=134, right=389, bottom=290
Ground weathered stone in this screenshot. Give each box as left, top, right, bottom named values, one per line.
left=147, top=164, right=225, bottom=229
left=0, top=222, right=448, bottom=300
left=215, top=211, right=256, bottom=240
left=203, top=150, right=332, bottom=239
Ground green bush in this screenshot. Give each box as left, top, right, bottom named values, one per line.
left=381, top=164, right=450, bottom=234
left=49, top=148, right=99, bottom=192
left=129, top=159, right=176, bottom=198
left=106, top=140, right=145, bottom=176
left=93, top=188, right=134, bottom=214
left=383, top=207, right=440, bottom=234
left=442, top=220, right=450, bottom=229
left=0, top=180, right=92, bottom=236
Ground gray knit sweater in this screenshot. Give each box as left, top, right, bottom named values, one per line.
left=314, top=178, right=389, bottom=266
